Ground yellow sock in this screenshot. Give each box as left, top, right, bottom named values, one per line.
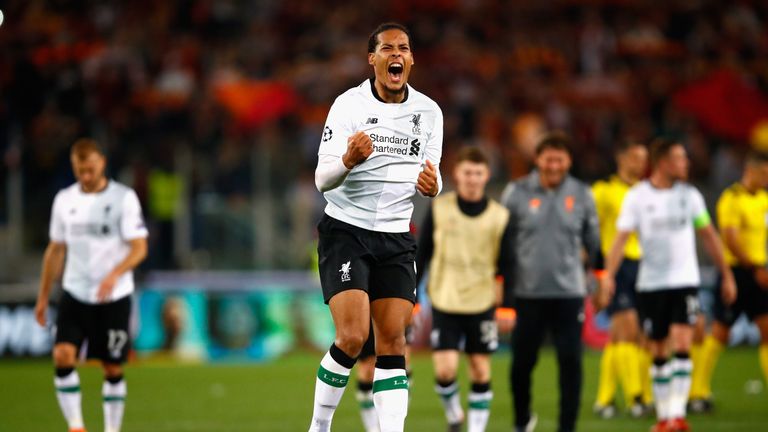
left=760, top=344, right=768, bottom=385
left=693, top=336, right=724, bottom=399
left=596, top=342, right=618, bottom=406
left=615, top=342, right=642, bottom=405
left=639, top=348, right=653, bottom=405
left=689, top=342, right=703, bottom=398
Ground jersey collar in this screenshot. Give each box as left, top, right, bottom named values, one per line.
left=368, top=78, right=409, bottom=103
left=735, top=181, right=761, bottom=195
left=79, top=179, right=111, bottom=195
left=528, top=170, right=569, bottom=192
left=611, top=174, right=632, bottom=186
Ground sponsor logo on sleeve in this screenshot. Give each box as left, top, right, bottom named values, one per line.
left=322, top=126, right=333, bottom=142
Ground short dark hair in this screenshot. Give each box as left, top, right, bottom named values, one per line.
left=745, top=149, right=768, bottom=166
left=368, top=22, right=412, bottom=54
left=649, top=137, right=680, bottom=166
left=535, top=131, right=572, bottom=156
left=455, top=146, right=489, bottom=166
left=70, top=138, right=104, bottom=161
left=615, top=137, right=645, bottom=156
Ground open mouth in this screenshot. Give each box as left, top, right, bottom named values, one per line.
left=387, top=63, right=403, bottom=83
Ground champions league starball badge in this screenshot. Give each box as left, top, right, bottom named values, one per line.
left=322, top=126, right=333, bottom=142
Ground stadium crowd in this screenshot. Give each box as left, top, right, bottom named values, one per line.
left=2, top=0, right=768, bottom=271
left=2, top=2, right=768, bottom=432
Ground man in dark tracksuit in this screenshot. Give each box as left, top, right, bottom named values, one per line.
left=500, top=132, right=601, bottom=432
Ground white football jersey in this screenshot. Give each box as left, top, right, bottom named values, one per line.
left=49, top=181, right=149, bottom=303
left=318, top=79, right=443, bottom=232
left=617, top=180, right=710, bottom=291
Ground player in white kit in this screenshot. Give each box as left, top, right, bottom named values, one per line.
left=35, top=139, right=148, bottom=432
left=308, top=22, right=443, bottom=432
left=600, top=138, right=735, bottom=432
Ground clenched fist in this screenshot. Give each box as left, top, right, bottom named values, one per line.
left=342, top=131, right=373, bottom=169
left=417, top=160, right=439, bottom=197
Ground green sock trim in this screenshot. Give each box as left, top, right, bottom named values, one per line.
left=103, top=395, right=126, bottom=402
left=373, top=376, right=409, bottom=393
left=653, top=377, right=671, bottom=384
left=439, top=392, right=458, bottom=400
left=317, top=366, right=349, bottom=388
left=56, top=385, right=80, bottom=393
left=672, top=370, right=691, bottom=378
left=469, top=400, right=491, bottom=410
left=359, top=400, right=374, bottom=409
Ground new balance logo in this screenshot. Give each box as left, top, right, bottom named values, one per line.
left=366, top=117, right=378, bottom=124
left=339, top=261, right=351, bottom=282
left=409, top=139, right=421, bottom=156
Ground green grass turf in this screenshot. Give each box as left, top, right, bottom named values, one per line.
left=1, top=348, right=765, bottom=431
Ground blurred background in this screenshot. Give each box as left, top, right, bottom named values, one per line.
left=1, top=0, right=767, bottom=361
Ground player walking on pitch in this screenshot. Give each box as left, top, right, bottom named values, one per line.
left=308, top=22, right=443, bottom=432
left=502, top=132, right=601, bottom=432
left=415, top=147, right=512, bottom=432
left=600, top=138, right=736, bottom=432
left=689, top=150, right=768, bottom=411
left=35, top=139, right=148, bottom=432
left=592, top=139, right=652, bottom=417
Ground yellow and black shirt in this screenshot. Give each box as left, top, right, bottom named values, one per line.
left=592, top=175, right=643, bottom=260
left=716, top=182, right=768, bottom=267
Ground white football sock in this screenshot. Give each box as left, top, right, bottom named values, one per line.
left=55, top=369, right=84, bottom=429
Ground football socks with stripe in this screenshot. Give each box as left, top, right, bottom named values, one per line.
left=103, top=375, right=126, bottom=432
left=309, top=344, right=356, bottom=432
left=373, top=356, right=409, bottom=432
left=55, top=368, right=84, bottom=430
left=468, top=382, right=492, bottom=432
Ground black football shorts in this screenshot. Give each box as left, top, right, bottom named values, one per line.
left=55, top=291, right=132, bottom=364
left=317, top=214, right=417, bottom=304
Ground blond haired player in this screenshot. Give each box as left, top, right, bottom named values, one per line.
left=35, top=139, right=148, bottom=432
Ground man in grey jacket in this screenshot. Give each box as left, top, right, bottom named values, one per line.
left=501, top=132, right=601, bottom=432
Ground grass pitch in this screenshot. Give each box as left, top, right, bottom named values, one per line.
left=1, top=348, right=766, bottom=431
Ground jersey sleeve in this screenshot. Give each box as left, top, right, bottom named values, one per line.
left=582, top=187, right=601, bottom=266
left=423, top=105, right=444, bottom=194
left=318, top=95, right=356, bottom=157
left=121, top=190, right=149, bottom=240
left=500, top=182, right=516, bottom=209
left=616, top=188, right=639, bottom=231
left=500, top=182, right=519, bottom=234
left=690, top=187, right=711, bottom=229
left=591, top=181, right=607, bottom=222
left=716, top=189, right=738, bottom=229
left=48, top=192, right=66, bottom=242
